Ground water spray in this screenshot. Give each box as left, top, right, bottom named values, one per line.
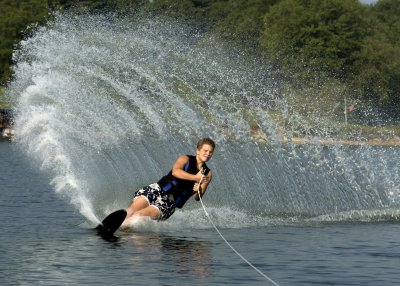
left=197, top=168, right=280, bottom=286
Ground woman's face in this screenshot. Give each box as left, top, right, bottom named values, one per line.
left=197, top=144, right=214, bottom=162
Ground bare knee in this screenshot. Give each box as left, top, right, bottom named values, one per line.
left=126, top=196, right=150, bottom=217
left=135, top=205, right=161, bottom=220
left=121, top=206, right=160, bottom=229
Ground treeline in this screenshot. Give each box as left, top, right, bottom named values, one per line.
left=0, top=0, right=50, bottom=83
left=0, top=0, right=399, bottom=120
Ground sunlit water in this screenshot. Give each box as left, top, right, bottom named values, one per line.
left=2, top=11, right=400, bottom=285
left=1, top=142, right=400, bottom=285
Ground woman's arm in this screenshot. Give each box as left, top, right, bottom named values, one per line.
left=171, top=155, right=202, bottom=182
left=194, top=170, right=213, bottom=200
left=170, top=154, right=212, bottom=200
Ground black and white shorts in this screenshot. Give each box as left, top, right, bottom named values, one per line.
left=133, top=183, right=175, bottom=220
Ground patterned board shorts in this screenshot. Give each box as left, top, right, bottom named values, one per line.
left=133, top=183, right=175, bottom=220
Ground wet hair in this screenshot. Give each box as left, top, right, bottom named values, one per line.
left=197, top=138, right=216, bottom=150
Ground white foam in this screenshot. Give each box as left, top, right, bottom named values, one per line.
left=8, top=12, right=399, bottom=228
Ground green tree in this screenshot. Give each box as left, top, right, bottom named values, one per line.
left=0, top=86, right=8, bottom=108
left=208, top=0, right=278, bottom=49
left=54, top=0, right=141, bottom=13
left=373, top=0, right=400, bottom=116
left=261, top=0, right=368, bottom=84
left=351, top=0, right=400, bottom=117
left=0, top=0, right=50, bottom=85
left=138, top=0, right=208, bottom=28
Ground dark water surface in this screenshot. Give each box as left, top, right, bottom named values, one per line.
left=1, top=141, right=399, bottom=285
left=4, top=11, right=400, bottom=286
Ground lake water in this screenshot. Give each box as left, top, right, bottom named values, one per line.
left=3, top=12, right=400, bottom=286
left=1, top=141, right=399, bottom=286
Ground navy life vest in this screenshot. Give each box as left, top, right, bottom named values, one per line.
left=158, top=155, right=210, bottom=208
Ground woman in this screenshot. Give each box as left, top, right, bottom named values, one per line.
left=121, top=137, right=215, bottom=228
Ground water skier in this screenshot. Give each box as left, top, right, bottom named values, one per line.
left=120, top=137, right=215, bottom=228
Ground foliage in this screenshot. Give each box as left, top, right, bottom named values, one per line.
left=368, top=0, right=400, bottom=116
left=0, top=0, right=399, bottom=122
left=0, top=0, right=52, bottom=85
left=0, top=86, right=8, bottom=108
left=260, top=0, right=399, bottom=120
left=261, top=0, right=369, bottom=82
left=207, top=0, right=278, bottom=50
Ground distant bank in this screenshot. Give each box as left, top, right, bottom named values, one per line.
left=0, top=109, right=14, bottom=140
left=1, top=107, right=398, bottom=146
left=251, top=128, right=400, bottom=147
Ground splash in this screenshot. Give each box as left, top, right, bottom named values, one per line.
left=7, top=12, right=400, bottom=226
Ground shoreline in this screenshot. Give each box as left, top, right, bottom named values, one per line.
left=290, top=136, right=400, bottom=147
left=251, top=129, right=400, bottom=147
left=2, top=125, right=400, bottom=147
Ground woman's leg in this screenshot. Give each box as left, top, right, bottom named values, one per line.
left=122, top=196, right=161, bottom=228
left=126, top=196, right=150, bottom=217
left=129, top=205, right=160, bottom=220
